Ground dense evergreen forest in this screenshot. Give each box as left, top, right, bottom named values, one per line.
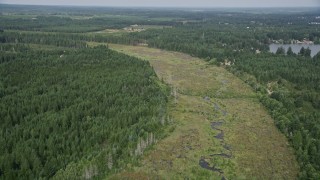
left=0, top=43, right=168, bottom=178
left=230, top=54, right=320, bottom=179
left=1, top=4, right=320, bottom=179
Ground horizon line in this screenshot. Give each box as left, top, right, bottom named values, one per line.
left=1, top=3, right=320, bottom=9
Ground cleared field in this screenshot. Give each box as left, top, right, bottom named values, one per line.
left=90, top=25, right=172, bottom=35
left=88, top=43, right=299, bottom=179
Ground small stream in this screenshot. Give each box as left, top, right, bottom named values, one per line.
left=199, top=102, right=232, bottom=179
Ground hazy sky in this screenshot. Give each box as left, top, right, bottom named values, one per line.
left=1, top=0, right=320, bottom=7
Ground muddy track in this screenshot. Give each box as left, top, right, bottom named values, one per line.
left=199, top=104, right=233, bottom=179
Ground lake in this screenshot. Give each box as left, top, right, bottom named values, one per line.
left=269, top=44, right=320, bottom=57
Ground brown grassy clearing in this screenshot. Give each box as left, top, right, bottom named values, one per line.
left=88, top=42, right=299, bottom=179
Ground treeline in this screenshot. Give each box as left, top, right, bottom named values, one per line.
left=228, top=52, right=320, bottom=179
left=234, top=54, right=320, bottom=90
left=0, top=16, right=104, bottom=33
left=0, top=45, right=168, bottom=179
left=134, top=25, right=269, bottom=59
left=1, top=31, right=87, bottom=48
left=0, top=14, right=179, bottom=33
left=1, top=15, right=177, bottom=33
left=0, top=31, right=151, bottom=48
